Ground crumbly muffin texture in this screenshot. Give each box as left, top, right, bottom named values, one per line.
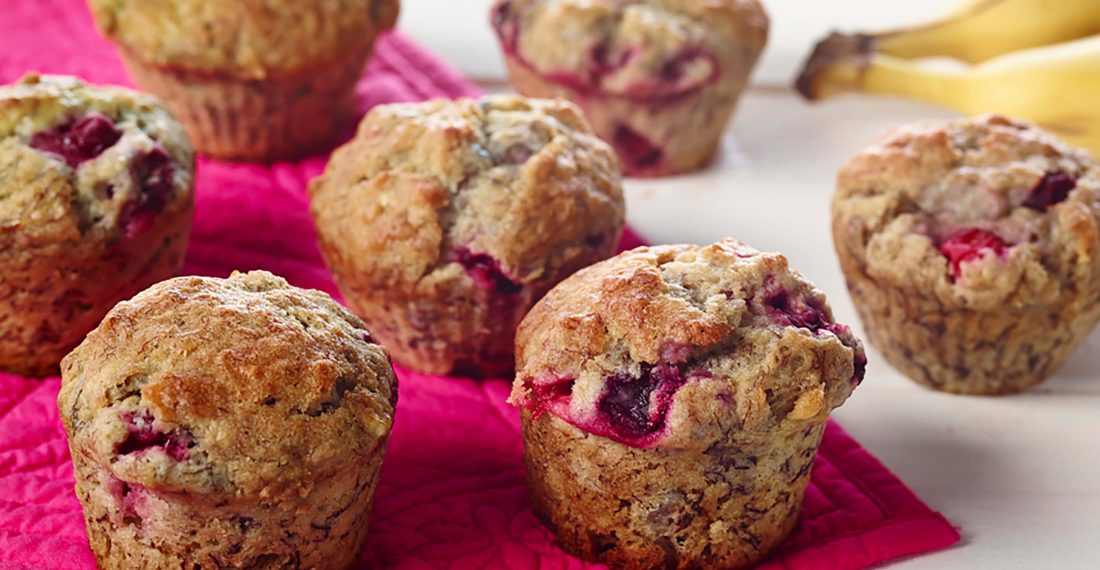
left=309, top=95, right=625, bottom=376
left=493, top=0, right=768, bottom=176
left=510, top=240, right=863, bottom=568
left=89, top=0, right=400, bottom=79
left=0, top=73, right=194, bottom=377
left=59, top=271, right=397, bottom=568
left=833, top=114, right=1100, bottom=394
left=512, top=239, right=863, bottom=448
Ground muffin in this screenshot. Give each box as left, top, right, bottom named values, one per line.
left=88, top=0, right=400, bottom=161
left=309, top=95, right=625, bottom=377
left=833, top=115, right=1100, bottom=395
left=0, top=73, right=194, bottom=378
left=491, top=0, right=769, bottom=177
left=58, top=271, right=397, bottom=568
left=509, top=239, right=864, bottom=569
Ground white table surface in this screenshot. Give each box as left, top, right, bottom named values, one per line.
left=401, top=2, right=1100, bottom=568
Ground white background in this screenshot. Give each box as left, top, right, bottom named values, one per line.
left=402, top=1, right=1100, bottom=569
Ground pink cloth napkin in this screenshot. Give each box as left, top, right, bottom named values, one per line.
left=0, top=1, right=960, bottom=568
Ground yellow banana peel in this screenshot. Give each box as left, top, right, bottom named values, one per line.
left=796, top=4, right=1100, bottom=158
left=873, top=0, right=1100, bottom=63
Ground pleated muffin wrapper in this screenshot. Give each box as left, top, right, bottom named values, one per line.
left=118, top=44, right=375, bottom=162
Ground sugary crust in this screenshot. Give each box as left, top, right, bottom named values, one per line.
left=493, top=0, right=768, bottom=175
left=524, top=411, right=821, bottom=569
left=58, top=271, right=397, bottom=498
left=309, top=95, right=625, bottom=376
left=0, top=74, right=194, bottom=376
left=833, top=115, right=1100, bottom=393
left=511, top=240, right=862, bottom=448
left=89, top=0, right=399, bottom=79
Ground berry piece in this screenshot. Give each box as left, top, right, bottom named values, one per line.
left=764, top=289, right=829, bottom=333
left=938, top=228, right=1009, bottom=279
left=117, top=411, right=191, bottom=461
left=118, top=147, right=175, bottom=238
left=454, top=248, right=523, bottom=294
left=1023, top=172, right=1076, bottom=212
left=597, top=364, right=686, bottom=442
left=29, top=113, right=122, bottom=167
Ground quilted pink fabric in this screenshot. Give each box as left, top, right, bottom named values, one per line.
left=0, top=1, right=960, bottom=568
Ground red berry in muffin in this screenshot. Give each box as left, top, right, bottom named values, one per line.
left=833, top=115, right=1100, bottom=394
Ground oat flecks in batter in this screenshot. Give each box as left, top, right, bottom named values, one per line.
left=59, top=271, right=397, bottom=569
left=511, top=239, right=863, bottom=569
left=309, top=94, right=625, bottom=377
left=0, top=73, right=194, bottom=377
left=833, top=114, right=1100, bottom=394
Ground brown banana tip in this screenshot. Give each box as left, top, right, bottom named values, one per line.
left=794, top=32, right=876, bottom=101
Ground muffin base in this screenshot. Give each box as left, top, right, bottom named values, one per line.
left=0, top=212, right=190, bottom=378
left=119, top=45, right=374, bottom=162
left=503, top=56, right=744, bottom=177
left=70, top=438, right=387, bottom=569
left=347, top=283, right=530, bottom=378
left=522, top=411, right=824, bottom=569
left=842, top=266, right=1100, bottom=395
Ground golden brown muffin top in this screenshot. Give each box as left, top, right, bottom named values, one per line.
left=0, top=73, right=193, bottom=250
left=88, top=0, right=400, bottom=79
left=834, top=114, right=1100, bottom=310
left=59, top=271, right=397, bottom=499
left=492, top=0, right=768, bottom=101
left=510, top=240, right=863, bottom=450
left=309, top=94, right=624, bottom=300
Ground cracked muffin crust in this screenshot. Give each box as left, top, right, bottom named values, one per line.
left=89, top=0, right=400, bottom=161
left=309, top=95, right=625, bottom=377
left=58, top=271, right=397, bottom=569
left=510, top=239, right=864, bottom=569
left=833, top=115, right=1100, bottom=395
left=492, top=0, right=768, bottom=176
left=0, top=74, right=193, bottom=378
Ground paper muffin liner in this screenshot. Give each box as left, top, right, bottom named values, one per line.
left=522, top=411, right=825, bottom=569
left=119, top=46, right=373, bottom=162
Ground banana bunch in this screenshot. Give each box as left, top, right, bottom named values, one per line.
left=796, top=0, right=1100, bottom=156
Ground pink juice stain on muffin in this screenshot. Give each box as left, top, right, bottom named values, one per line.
left=454, top=248, right=523, bottom=294
left=119, top=147, right=175, bottom=238
left=1023, top=172, right=1076, bottom=212
left=117, top=410, right=191, bottom=461
left=104, top=473, right=148, bottom=525
left=29, top=112, right=122, bottom=167
left=522, top=363, right=704, bottom=448
left=491, top=1, right=519, bottom=53
left=938, top=228, right=1010, bottom=279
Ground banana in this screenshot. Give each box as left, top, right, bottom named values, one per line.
left=796, top=33, right=1100, bottom=157
left=839, top=0, right=1100, bottom=64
